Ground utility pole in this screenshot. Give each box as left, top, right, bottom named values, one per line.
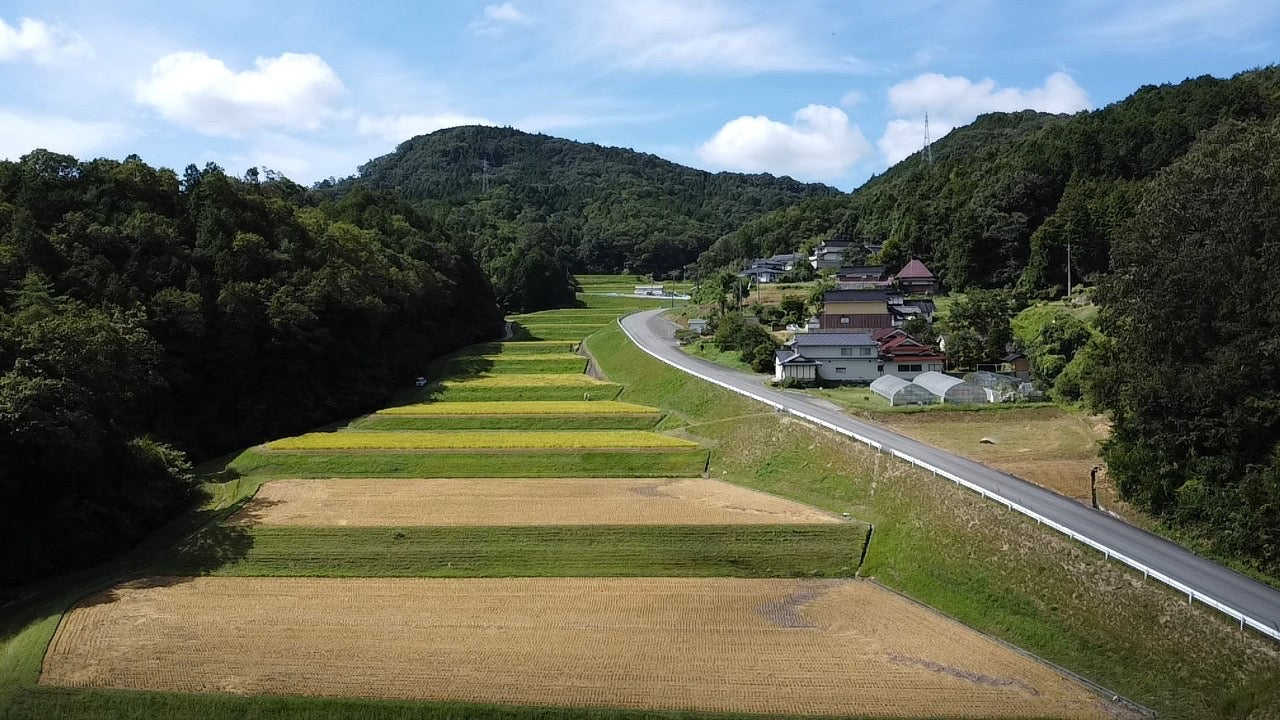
left=923, top=111, right=934, bottom=166
left=1066, top=237, right=1072, bottom=299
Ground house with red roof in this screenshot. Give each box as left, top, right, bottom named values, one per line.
left=873, top=328, right=947, bottom=380
left=895, top=259, right=938, bottom=295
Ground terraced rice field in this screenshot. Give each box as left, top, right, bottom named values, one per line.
left=378, top=400, right=657, bottom=415
left=266, top=430, right=697, bottom=451
left=234, top=478, right=841, bottom=526
left=359, top=399, right=663, bottom=430
left=439, top=353, right=588, bottom=375
left=43, top=577, right=1118, bottom=719
left=464, top=340, right=576, bottom=354
left=426, top=374, right=622, bottom=401
left=228, top=448, right=711, bottom=478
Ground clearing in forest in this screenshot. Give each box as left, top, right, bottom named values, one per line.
left=43, top=577, right=1125, bottom=719
left=232, top=478, right=841, bottom=527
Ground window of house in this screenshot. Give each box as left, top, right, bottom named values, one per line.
left=840, top=347, right=853, bottom=356
left=839, top=316, right=850, bottom=324
left=897, top=364, right=922, bottom=372
left=860, top=347, right=872, bottom=356
left=835, top=367, right=846, bottom=374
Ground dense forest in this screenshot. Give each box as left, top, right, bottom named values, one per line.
left=0, top=152, right=502, bottom=586
left=697, top=68, right=1280, bottom=295
left=330, top=125, right=836, bottom=306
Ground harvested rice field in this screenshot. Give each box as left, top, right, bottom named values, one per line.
left=265, top=430, right=698, bottom=451
left=378, top=400, right=658, bottom=416
left=44, top=577, right=1125, bottom=719
left=233, top=478, right=841, bottom=526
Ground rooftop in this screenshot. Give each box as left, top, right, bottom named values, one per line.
left=897, top=259, right=935, bottom=279
left=824, top=289, right=900, bottom=302
left=791, top=332, right=876, bottom=347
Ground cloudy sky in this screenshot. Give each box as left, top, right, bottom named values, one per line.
left=2, top=0, right=1277, bottom=189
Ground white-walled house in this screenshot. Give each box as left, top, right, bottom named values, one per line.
left=787, top=332, right=880, bottom=381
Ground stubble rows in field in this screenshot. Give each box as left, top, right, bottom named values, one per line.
left=43, top=577, right=1123, bottom=719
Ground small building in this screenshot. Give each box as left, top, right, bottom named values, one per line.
left=870, top=375, right=936, bottom=406
left=767, top=252, right=805, bottom=271
left=896, top=259, right=939, bottom=295
left=912, top=371, right=988, bottom=404
left=738, top=261, right=785, bottom=284
left=1002, top=351, right=1031, bottom=380
left=787, top=332, right=880, bottom=381
left=635, top=284, right=665, bottom=296
left=774, top=349, right=819, bottom=382
left=688, top=318, right=708, bottom=335
left=809, top=240, right=852, bottom=270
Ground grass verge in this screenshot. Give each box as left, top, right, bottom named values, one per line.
left=149, top=524, right=868, bottom=578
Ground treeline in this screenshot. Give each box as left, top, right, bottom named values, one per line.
left=330, top=125, right=835, bottom=307
left=0, top=152, right=502, bottom=586
left=697, top=68, right=1280, bottom=294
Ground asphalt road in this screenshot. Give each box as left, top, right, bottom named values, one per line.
left=620, top=309, right=1280, bottom=641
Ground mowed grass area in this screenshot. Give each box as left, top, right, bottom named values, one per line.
left=415, top=374, right=623, bottom=402
left=515, top=325, right=610, bottom=341
left=151, top=525, right=868, bottom=578
left=353, top=415, right=662, bottom=430
left=585, top=323, right=1280, bottom=720
left=266, top=430, right=699, bottom=451
left=227, top=448, right=710, bottom=478
left=440, top=354, right=588, bottom=376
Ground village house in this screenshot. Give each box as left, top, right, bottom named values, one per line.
left=873, top=328, right=947, bottom=380
left=895, top=259, right=939, bottom=295
left=688, top=318, right=708, bottom=335
left=835, top=265, right=892, bottom=290
left=819, top=289, right=898, bottom=331
left=809, top=239, right=852, bottom=270
left=779, top=332, right=881, bottom=381
left=773, top=348, right=819, bottom=382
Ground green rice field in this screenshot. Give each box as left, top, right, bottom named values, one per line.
left=266, top=430, right=698, bottom=451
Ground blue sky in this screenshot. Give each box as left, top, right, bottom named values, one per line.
left=1, top=0, right=1278, bottom=189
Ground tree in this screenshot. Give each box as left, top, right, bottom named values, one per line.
left=943, top=289, right=1016, bottom=369
left=1088, top=117, right=1280, bottom=575
left=779, top=295, right=807, bottom=325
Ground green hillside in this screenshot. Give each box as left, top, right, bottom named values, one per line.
left=698, top=67, right=1280, bottom=294
left=332, top=125, right=837, bottom=288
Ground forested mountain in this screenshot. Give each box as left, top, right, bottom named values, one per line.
left=331, top=125, right=836, bottom=307
left=0, top=152, right=502, bottom=586
left=697, top=67, right=1280, bottom=294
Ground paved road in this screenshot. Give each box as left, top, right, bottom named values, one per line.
left=620, top=309, right=1280, bottom=641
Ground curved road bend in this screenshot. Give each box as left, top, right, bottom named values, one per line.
left=620, top=309, right=1280, bottom=641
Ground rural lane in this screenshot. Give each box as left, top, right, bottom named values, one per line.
left=619, top=309, right=1280, bottom=642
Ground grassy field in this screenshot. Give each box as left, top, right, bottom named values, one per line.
left=266, top=430, right=698, bottom=451
left=439, top=354, right=588, bottom=376
left=226, top=448, right=711, bottom=478
left=376, top=400, right=659, bottom=415
left=515, top=325, right=611, bottom=341
left=353, top=415, right=662, bottom=430
left=416, top=375, right=623, bottom=402
left=150, top=525, right=868, bottom=578
left=462, top=340, right=576, bottom=354
left=585, top=324, right=1280, bottom=719
left=684, top=339, right=754, bottom=372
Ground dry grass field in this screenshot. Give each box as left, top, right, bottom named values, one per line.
left=231, top=478, right=842, bottom=527
left=43, top=577, right=1129, bottom=719
left=879, top=408, right=1109, bottom=501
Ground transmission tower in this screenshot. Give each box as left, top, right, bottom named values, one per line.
left=923, top=111, right=934, bottom=166
left=479, top=158, right=490, bottom=193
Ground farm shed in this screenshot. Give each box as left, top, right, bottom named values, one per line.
left=870, top=375, right=935, bottom=406
left=912, top=371, right=988, bottom=404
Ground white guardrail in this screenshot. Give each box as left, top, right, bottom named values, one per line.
left=617, top=318, right=1280, bottom=643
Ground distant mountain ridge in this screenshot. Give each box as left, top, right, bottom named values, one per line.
left=337, top=125, right=837, bottom=281
left=697, top=66, right=1280, bottom=294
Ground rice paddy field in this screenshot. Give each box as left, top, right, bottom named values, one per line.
left=8, top=277, right=1144, bottom=720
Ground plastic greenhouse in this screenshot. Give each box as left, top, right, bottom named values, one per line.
left=912, top=371, right=988, bottom=404
left=870, top=375, right=935, bottom=406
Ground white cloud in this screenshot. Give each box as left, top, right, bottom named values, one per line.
left=0, top=109, right=126, bottom=159
left=0, top=16, right=92, bottom=66
left=356, top=113, right=496, bottom=144
left=485, top=3, right=529, bottom=24
left=206, top=134, right=378, bottom=184
left=840, top=90, right=865, bottom=107
left=134, top=52, right=346, bottom=137
left=877, top=72, right=1091, bottom=164
left=571, top=0, right=853, bottom=73
left=471, top=2, right=531, bottom=36
left=697, top=104, right=872, bottom=180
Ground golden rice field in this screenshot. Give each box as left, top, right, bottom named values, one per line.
left=232, top=478, right=842, bottom=527
left=459, top=353, right=584, bottom=362
left=438, top=374, right=612, bottom=388
left=266, top=430, right=699, bottom=451
left=378, top=400, right=660, bottom=416
left=43, top=577, right=1125, bottom=718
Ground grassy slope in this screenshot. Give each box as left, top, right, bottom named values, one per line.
left=226, top=448, right=709, bottom=479
left=153, top=525, right=868, bottom=578
left=584, top=324, right=1280, bottom=720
